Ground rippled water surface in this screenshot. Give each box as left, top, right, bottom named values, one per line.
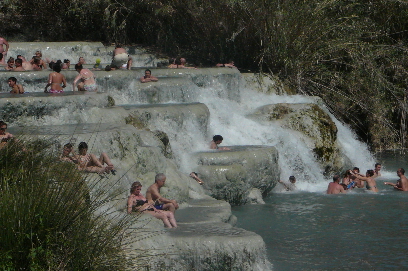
left=233, top=154, right=408, bottom=270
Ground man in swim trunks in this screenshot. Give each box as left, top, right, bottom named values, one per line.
left=73, top=64, right=97, bottom=91
left=210, top=135, right=231, bottom=150
left=146, top=173, right=179, bottom=214
left=327, top=175, right=346, bottom=194
left=8, top=77, right=24, bottom=94
left=384, top=168, right=408, bottom=191
left=112, top=44, right=132, bottom=70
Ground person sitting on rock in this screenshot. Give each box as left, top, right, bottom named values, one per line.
left=127, top=181, right=177, bottom=228
left=8, top=77, right=24, bottom=94
left=140, top=69, right=158, bottom=83
left=73, top=64, right=97, bottom=92
left=60, top=143, right=78, bottom=164
left=210, top=135, right=231, bottom=150
left=146, top=173, right=179, bottom=214
left=76, top=141, right=115, bottom=174
left=278, top=176, right=297, bottom=191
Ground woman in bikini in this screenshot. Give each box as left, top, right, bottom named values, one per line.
left=45, top=63, right=67, bottom=93
left=351, top=169, right=378, bottom=192
left=73, top=64, right=97, bottom=92
left=77, top=142, right=115, bottom=174
left=127, top=181, right=177, bottom=228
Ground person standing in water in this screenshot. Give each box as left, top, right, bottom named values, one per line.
left=278, top=176, right=297, bottom=191
left=45, top=63, right=67, bottom=93
left=210, top=135, right=231, bottom=150
left=351, top=169, right=378, bottom=192
left=327, top=175, right=346, bottom=194
left=373, top=163, right=382, bottom=178
left=73, top=64, right=97, bottom=92
left=384, top=168, right=408, bottom=191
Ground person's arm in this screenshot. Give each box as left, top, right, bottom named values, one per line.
left=45, top=73, right=52, bottom=92
left=73, top=74, right=81, bottom=91
left=18, top=84, right=24, bottom=94
left=62, top=76, right=67, bottom=88
left=339, top=185, right=346, bottom=193
left=278, top=180, right=290, bottom=191
left=351, top=172, right=369, bottom=181
left=140, top=76, right=150, bottom=83
left=41, top=60, right=47, bottom=69
left=150, top=76, right=158, bottom=82
left=127, top=197, right=134, bottom=213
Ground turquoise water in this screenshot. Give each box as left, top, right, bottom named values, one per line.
left=232, top=152, right=408, bottom=270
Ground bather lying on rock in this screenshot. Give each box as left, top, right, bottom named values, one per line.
left=190, top=172, right=204, bottom=185
left=76, top=141, right=116, bottom=174
left=127, top=181, right=177, bottom=228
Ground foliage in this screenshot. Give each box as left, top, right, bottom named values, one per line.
left=0, top=139, right=137, bottom=270
left=2, top=0, right=408, bottom=149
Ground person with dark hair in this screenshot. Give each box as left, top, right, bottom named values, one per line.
left=140, top=69, right=158, bottom=83
left=30, top=51, right=47, bottom=69
left=127, top=181, right=177, bottom=228
left=73, top=64, right=97, bottom=91
left=8, top=77, right=24, bottom=94
left=146, top=173, right=179, bottom=214
left=77, top=142, right=115, bottom=174
left=278, top=176, right=297, bottom=191
left=5, top=57, right=14, bottom=71
left=62, top=59, right=70, bottom=70
left=327, top=175, right=346, bottom=194
left=210, top=135, right=231, bottom=150
left=351, top=170, right=378, bottom=192
left=384, top=168, right=408, bottom=191
left=45, top=62, right=66, bottom=93
left=374, top=163, right=382, bottom=178
left=13, top=58, right=25, bottom=71
left=17, top=55, right=33, bottom=70
left=60, top=143, right=78, bottom=164
left=112, top=44, right=132, bottom=69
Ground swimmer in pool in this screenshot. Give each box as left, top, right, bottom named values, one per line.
left=8, top=77, right=24, bottom=94
left=384, top=168, right=408, bottom=191
left=278, top=176, right=297, bottom=191
left=73, top=64, right=97, bottom=92
left=351, top=169, right=378, bottom=192
left=45, top=63, right=66, bottom=93
left=209, top=135, right=231, bottom=150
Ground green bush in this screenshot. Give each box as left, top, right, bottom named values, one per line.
left=0, top=139, right=136, bottom=270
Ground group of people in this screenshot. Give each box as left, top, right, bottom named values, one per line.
left=127, top=173, right=178, bottom=228
left=60, top=142, right=116, bottom=174
left=327, top=163, right=408, bottom=194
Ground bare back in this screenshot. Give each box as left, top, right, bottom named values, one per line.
left=327, top=182, right=345, bottom=194
left=48, top=72, right=67, bottom=91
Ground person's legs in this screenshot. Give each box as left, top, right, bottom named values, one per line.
left=148, top=211, right=172, bottom=228
left=163, top=203, right=175, bottom=213
left=99, top=152, right=114, bottom=167
left=166, top=211, right=177, bottom=228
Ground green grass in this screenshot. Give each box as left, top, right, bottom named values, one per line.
left=0, top=139, right=141, bottom=270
